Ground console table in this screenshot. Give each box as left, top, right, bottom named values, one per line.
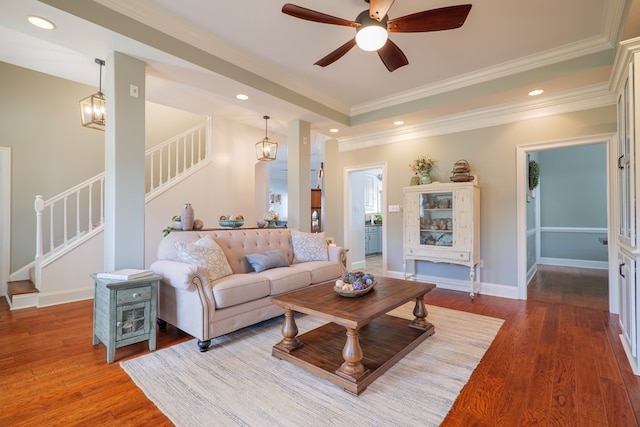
left=91, top=273, right=160, bottom=363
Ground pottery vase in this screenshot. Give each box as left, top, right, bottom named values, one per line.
left=410, top=175, right=421, bottom=186
left=419, top=170, right=432, bottom=185
left=181, top=203, right=194, bottom=230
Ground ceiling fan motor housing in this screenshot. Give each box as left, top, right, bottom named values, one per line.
left=355, top=10, right=388, bottom=51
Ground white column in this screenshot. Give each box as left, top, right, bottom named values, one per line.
left=287, top=120, right=311, bottom=231
left=104, top=52, right=146, bottom=271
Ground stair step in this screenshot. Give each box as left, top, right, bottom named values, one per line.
left=7, top=280, right=38, bottom=302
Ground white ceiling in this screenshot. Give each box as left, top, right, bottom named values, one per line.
left=0, top=0, right=634, bottom=144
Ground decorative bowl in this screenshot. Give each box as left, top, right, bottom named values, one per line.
left=334, top=281, right=377, bottom=298
left=219, top=219, right=244, bottom=228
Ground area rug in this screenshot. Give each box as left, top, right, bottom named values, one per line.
left=121, top=304, right=504, bottom=426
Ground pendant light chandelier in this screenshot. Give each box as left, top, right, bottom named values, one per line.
left=255, top=115, right=278, bottom=161
left=79, top=58, right=106, bottom=131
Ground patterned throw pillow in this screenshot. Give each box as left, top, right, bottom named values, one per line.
left=291, top=229, right=328, bottom=263
left=175, top=235, right=233, bottom=282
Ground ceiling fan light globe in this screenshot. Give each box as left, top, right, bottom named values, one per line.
left=356, top=25, right=388, bottom=51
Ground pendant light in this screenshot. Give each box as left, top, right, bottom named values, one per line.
left=255, top=115, right=278, bottom=161
left=80, top=58, right=106, bottom=131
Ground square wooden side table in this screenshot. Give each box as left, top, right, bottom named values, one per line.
left=91, top=273, right=160, bottom=363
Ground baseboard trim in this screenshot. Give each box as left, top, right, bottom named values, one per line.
left=385, top=269, right=519, bottom=299
left=36, top=287, right=94, bottom=308
left=539, top=257, right=608, bottom=270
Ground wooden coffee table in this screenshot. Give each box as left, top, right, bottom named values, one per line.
left=271, top=277, right=436, bottom=395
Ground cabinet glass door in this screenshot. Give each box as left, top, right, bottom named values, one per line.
left=117, top=302, right=150, bottom=340
left=619, top=70, right=636, bottom=247
left=419, top=191, right=453, bottom=247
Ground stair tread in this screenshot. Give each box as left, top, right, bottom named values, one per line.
left=8, top=280, right=38, bottom=297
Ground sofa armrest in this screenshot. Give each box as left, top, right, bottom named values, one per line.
left=150, top=259, right=202, bottom=291
left=150, top=259, right=217, bottom=341
left=328, top=246, right=347, bottom=268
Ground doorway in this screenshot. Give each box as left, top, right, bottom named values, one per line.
left=344, top=163, right=387, bottom=275
left=1, top=147, right=11, bottom=297
left=516, top=133, right=617, bottom=312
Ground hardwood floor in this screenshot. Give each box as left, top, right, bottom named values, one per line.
left=1, top=267, right=638, bottom=426
left=527, top=264, right=609, bottom=311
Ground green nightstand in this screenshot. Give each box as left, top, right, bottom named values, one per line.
left=91, top=273, right=160, bottom=363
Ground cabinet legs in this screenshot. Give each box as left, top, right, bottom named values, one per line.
left=469, top=265, right=479, bottom=299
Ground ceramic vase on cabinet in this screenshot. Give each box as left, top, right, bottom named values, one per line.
left=181, top=203, right=194, bottom=230
left=410, top=175, right=421, bottom=186
left=419, top=170, right=432, bottom=185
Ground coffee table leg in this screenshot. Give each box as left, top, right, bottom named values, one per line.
left=336, top=328, right=369, bottom=381
left=410, top=296, right=433, bottom=331
left=274, top=309, right=303, bottom=353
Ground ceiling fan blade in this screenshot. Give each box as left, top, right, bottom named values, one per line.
left=369, top=0, right=395, bottom=22
left=388, top=4, right=472, bottom=33
left=377, top=39, right=408, bottom=72
left=314, top=38, right=357, bottom=67
left=282, top=4, right=359, bottom=27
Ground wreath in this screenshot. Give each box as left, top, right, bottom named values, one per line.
left=529, top=160, right=540, bottom=191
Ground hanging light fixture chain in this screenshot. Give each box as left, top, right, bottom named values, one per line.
left=95, top=58, right=105, bottom=94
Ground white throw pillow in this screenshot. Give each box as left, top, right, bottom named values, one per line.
left=175, top=235, right=233, bottom=282
left=291, top=229, right=328, bottom=263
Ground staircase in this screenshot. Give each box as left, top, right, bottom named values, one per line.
left=6, top=121, right=210, bottom=309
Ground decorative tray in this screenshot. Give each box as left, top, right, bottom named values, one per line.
left=219, top=219, right=244, bottom=228
left=334, top=281, right=376, bottom=298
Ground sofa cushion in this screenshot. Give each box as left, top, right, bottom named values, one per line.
left=175, top=236, right=233, bottom=283
left=291, top=230, right=328, bottom=263
left=293, top=261, right=346, bottom=285
left=245, top=250, right=289, bottom=273
left=211, top=274, right=270, bottom=309
left=257, top=266, right=312, bottom=295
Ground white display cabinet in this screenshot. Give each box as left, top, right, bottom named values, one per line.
left=612, top=37, right=640, bottom=375
left=403, top=180, right=480, bottom=297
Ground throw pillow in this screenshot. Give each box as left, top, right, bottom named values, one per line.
left=245, top=250, right=290, bottom=273
left=175, top=236, right=233, bottom=282
left=291, top=229, right=328, bottom=263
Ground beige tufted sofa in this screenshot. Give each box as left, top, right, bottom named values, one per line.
left=150, top=228, right=347, bottom=351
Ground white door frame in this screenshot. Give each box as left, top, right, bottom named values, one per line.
left=1, top=147, right=11, bottom=297
left=516, top=133, right=617, bottom=312
left=343, top=162, right=387, bottom=273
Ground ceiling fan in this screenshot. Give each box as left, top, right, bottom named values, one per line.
left=281, top=1, right=472, bottom=72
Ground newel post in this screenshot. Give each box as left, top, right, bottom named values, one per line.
left=34, top=195, right=44, bottom=288
left=34, top=195, right=44, bottom=258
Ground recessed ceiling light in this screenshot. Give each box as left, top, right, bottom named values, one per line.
left=393, top=120, right=404, bottom=126
left=528, top=89, right=544, bottom=96
left=236, top=94, right=249, bottom=100
left=27, top=15, right=56, bottom=30
left=329, top=128, right=339, bottom=133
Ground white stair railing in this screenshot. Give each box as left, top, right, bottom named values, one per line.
left=147, top=122, right=209, bottom=195
left=33, top=121, right=210, bottom=286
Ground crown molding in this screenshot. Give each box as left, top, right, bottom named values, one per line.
left=351, top=36, right=612, bottom=116
left=338, top=83, right=615, bottom=151
left=602, top=0, right=632, bottom=45
left=610, top=36, right=640, bottom=92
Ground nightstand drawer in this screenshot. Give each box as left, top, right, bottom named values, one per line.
left=117, top=286, right=151, bottom=304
